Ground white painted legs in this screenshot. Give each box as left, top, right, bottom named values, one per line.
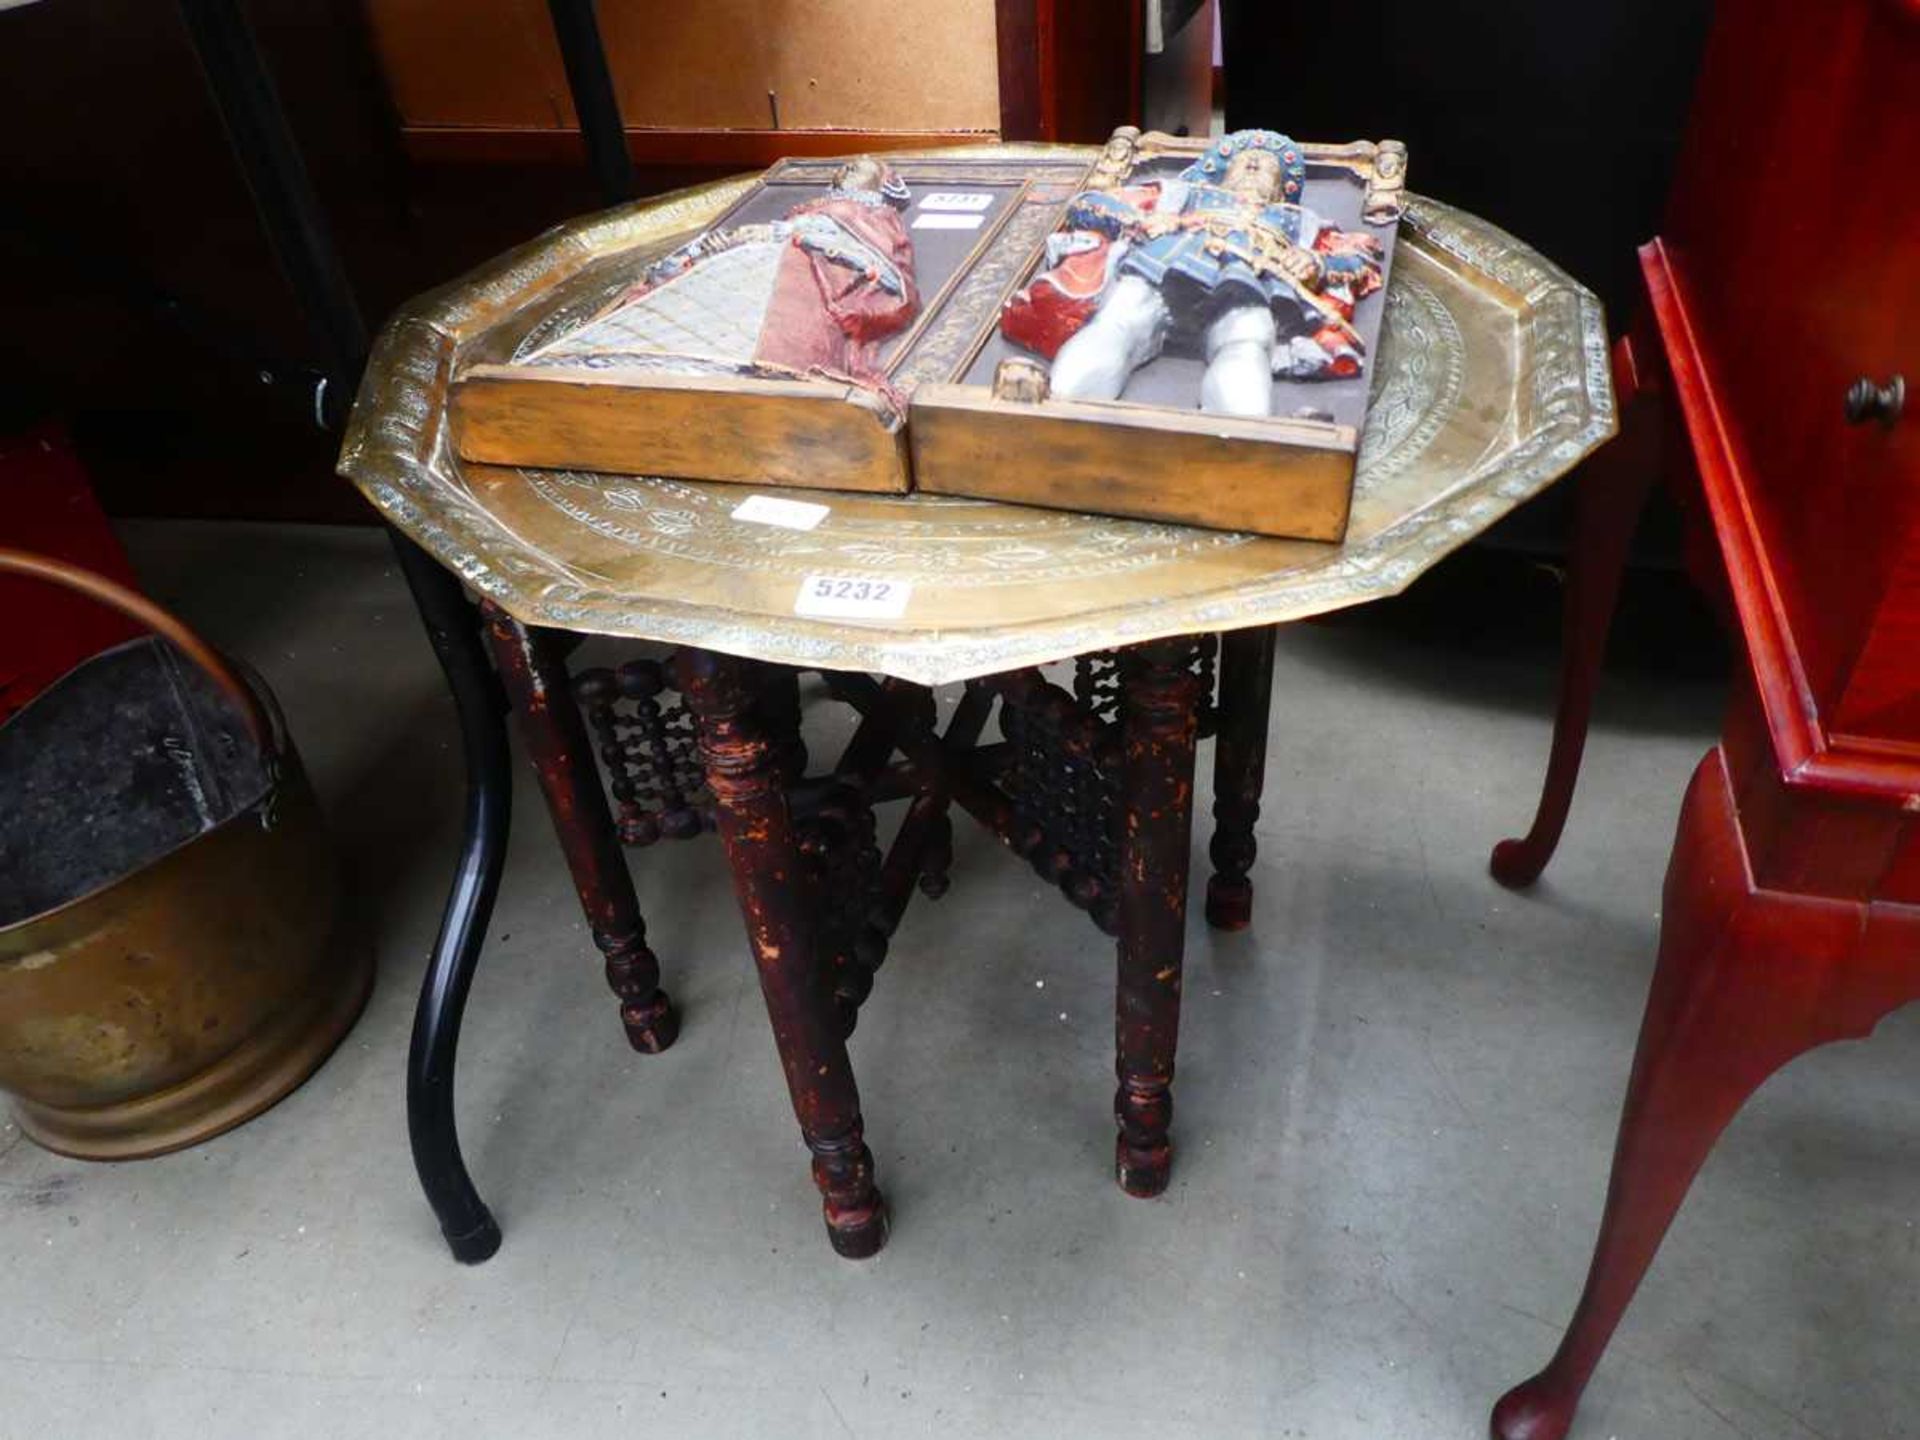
left=1049, top=277, right=1277, bottom=419
left=1200, top=303, right=1277, bottom=418
left=1050, top=275, right=1171, bottom=402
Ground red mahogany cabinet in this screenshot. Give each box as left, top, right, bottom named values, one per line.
left=1490, top=1, right=1920, bottom=1436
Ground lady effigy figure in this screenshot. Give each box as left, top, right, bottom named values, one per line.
left=738, top=156, right=918, bottom=386
left=1001, top=130, right=1384, bottom=417
left=527, top=157, right=919, bottom=401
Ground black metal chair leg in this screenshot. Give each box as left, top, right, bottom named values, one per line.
left=393, top=538, right=513, bottom=1263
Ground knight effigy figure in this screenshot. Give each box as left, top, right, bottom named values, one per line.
left=1000, top=130, right=1384, bottom=417
left=526, top=156, right=919, bottom=404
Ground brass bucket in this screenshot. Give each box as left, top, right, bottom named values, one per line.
left=0, top=550, right=370, bottom=1159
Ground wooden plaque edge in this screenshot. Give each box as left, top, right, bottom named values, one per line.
left=908, top=382, right=1357, bottom=542
left=452, top=365, right=911, bottom=493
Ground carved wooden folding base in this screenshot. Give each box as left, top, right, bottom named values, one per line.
left=482, top=601, right=1272, bottom=1256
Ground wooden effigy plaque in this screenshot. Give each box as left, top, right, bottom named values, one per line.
left=449, top=128, right=1407, bottom=539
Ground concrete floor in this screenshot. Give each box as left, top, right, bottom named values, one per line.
left=5, top=521, right=1917, bottom=1440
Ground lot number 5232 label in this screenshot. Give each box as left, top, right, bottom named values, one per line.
left=793, top=574, right=913, bottom=620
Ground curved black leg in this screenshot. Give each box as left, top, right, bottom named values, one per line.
left=394, top=537, right=513, bottom=1263
left=177, top=0, right=515, bottom=1262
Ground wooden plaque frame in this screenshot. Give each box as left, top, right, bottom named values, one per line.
left=448, top=131, right=1408, bottom=538
left=912, top=130, right=1408, bottom=540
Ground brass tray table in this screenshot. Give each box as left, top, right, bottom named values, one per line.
left=341, top=150, right=1614, bottom=1261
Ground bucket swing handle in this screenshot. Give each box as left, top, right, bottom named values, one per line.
left=0, top=547, right=276, bottom=767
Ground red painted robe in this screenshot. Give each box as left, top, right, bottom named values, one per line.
left=753, top=195, right=920, bottom=388
left=1000, top=183, right=1167, bottom=359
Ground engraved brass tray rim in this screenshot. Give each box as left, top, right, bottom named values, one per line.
left=340, top=146, right=1616, bottom=686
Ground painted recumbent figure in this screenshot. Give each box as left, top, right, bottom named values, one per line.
left=1001, top=130, right=1385, bottom=418
left=527, top=156, right=919, bottom=402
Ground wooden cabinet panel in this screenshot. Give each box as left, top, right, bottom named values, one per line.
left=366, top=0, right=1002, bottom=141
left=1665, top=0, right=1920, bottom=715
left=365, top=0, right=574, bottom=130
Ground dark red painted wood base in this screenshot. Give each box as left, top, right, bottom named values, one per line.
left=617, top=989, right=680, bottom=1054
left=1205, top=625, right=1276, bottom=929
left=814, top=1126, right=890, bottom=1259
left=1202, top=878, right=1252, bottom=932
left=484, top=609, right=1276, bottom=1249
left=484, top=604, right=679, bottom=1054
left=677, top=646, right=890, bottom=1260
left=1113, top=637, right=1203, bottom=1199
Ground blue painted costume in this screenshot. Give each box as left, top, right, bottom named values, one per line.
left=1006, top=131, right=1384, bottom=381
left=1003, top=130, right=1387, bottom=409
left=1065, top=181, right=1339, bottom=338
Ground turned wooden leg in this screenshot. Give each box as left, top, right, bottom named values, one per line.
left=1492, top=338, right=1660, bottom=889
left=1205, top=624, right=1276, bottom=930
left=1492, top=748, right=1920, bottom=1440
left=918, top=808, right=955, bottom=898
left=678, top=647, right=887, bottom=1259
left=484, top=605, right=678, bottom=1053
left=760, top=663, right=809, bottom=782
left=806, top=781, right=886, bottom=1039
left=1113, top=636, right=1204, bottom=1197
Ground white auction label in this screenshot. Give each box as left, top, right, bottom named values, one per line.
left=731, top=493, right=830, bottom=531
left=793, top=574, right=913, bottom=620
left=912, top=213, right=986, bottom=231
left=919, top=191, right=994, bottom=212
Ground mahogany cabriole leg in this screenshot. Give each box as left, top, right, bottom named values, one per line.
left=678, top=647, right=888, bottom=1259
left=1113, top=635, right=1205, bottom=1197
left=1491, top=748, right=1920, bottom=1440
left=483, top=605, right=678, bottom=1053
left=1491, top=336, right=1660, bottom=889
left=1205, top=624, right=1276, bottom=930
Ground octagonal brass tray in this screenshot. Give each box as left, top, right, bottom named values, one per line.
left=340, top=146, right=1614, bottom=686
